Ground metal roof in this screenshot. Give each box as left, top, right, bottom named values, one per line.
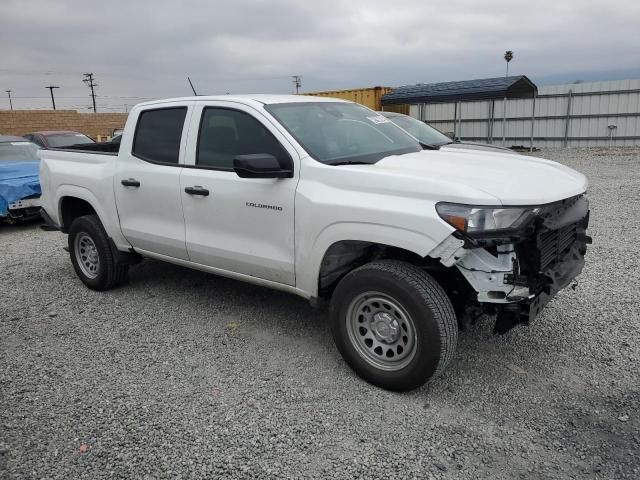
left=381, top=76, right=537, bottom=105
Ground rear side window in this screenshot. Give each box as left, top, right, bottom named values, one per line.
left=133, top=107, right=187, bottom=164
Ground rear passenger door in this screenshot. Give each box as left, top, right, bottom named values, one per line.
left=180, top=102, right=299, bottom=285
left=114, top=104, right=192, bottom=260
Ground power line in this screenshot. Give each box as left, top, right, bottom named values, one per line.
left=82, top=73, right=97, bottom=113
left=9, top=95, right=152, bottom=99
left=0, top=68, right=297, bottom=82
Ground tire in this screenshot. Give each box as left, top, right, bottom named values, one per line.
left=68, top=214, right=129, bottom=291
left=330, top=260, right=457, bottom=391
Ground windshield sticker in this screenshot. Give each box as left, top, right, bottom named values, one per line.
left=10, top=142, right=30, bottom=145
left=366, top=115, right=391, bottom=125
left=75, top=134, right=86, bottom=137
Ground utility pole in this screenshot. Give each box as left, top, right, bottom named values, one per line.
left=5, top=90, right=12, bottom=110
left=83, top=73, right=97, bottom=112
left=292, top=75, right=302, bottom=94
left=502, top=50, right=514, bottom=146
left=45, top=86, right=60, bottom=110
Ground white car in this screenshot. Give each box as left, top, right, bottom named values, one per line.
left=39, top=95, right=590, bottom=391
left=379, top=111, right=514, bottom=154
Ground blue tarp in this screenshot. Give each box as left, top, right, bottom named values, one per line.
left=0, top=161, right=41, bottom=216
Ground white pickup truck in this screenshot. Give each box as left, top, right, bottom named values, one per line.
left=39, top=95, right=591, bottom=391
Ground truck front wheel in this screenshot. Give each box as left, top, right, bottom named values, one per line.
left=68, top=214, right=129, bottom=291
left=330, top=260, right=458, bottom=391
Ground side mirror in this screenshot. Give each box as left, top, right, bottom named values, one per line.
left=233, top=154, right=293, bottom=179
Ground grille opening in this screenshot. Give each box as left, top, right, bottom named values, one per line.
left=539, top=223, right=578, bottom=271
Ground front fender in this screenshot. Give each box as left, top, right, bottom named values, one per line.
left=296, top=221, right=447, bottom=297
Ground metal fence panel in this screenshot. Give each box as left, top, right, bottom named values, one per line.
left=409, top=79, right=640, bottom=147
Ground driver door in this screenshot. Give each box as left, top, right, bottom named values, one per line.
left=180, top=102, right=299, bottom=285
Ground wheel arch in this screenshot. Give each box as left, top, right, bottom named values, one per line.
left=298, top=222, right=445, bottom=299
left=59, top=196, right=98, bottom=233
left=54, top=185, right=129, bottom=249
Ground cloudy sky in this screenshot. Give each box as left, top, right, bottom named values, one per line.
left=1, top=0, right=639, bottom=111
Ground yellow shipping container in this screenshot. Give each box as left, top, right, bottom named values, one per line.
left=304, top=86, right=409, bottom=114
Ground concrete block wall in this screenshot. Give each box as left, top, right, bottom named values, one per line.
left=0, top=110, right=128, bottom=140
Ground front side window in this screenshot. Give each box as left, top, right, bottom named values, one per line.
left=133, top=107, right=187, bottom=164
left=197, top=108, right=289, bottom=170
left=266, top=102, right=421, bottom=165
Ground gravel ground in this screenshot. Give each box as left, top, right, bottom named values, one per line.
left=1, top=147, right=639, bottom=479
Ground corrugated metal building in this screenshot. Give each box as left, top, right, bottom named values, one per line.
left=385, top=78, right=640, bottom=147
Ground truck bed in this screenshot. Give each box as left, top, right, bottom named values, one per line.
left=58, top=141, right=120, bottom=154
left=38, top=145, right=125, bottom=247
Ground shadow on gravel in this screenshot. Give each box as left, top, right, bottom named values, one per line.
left=121, top=257, right=330, bottom=348
left=117, top=257, right=530, bottom=384
left=0, top=217, right=42, bottom=232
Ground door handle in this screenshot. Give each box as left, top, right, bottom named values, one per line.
left=121, top=178, right=140, bottom=187
left=184, top=186, right=210, bottom=196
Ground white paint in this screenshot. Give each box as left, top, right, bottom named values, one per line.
left=40, top=94, right=588, bottom=299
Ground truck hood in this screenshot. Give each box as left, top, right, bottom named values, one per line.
left=373, top=149, right=587, bottom=205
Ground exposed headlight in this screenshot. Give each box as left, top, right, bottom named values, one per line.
left=436, top=203, right=540, bottom=234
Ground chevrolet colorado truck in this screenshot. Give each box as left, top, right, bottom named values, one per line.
left=39, top=95, right=590, bottom=391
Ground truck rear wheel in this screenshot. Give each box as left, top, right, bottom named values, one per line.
left=68, top=214, right=128, bottom=291
left=330, top=260, right=457, bottom=391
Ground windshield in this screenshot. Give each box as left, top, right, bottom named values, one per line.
left=0, top=141, right=40, bottom=161
left=266, top=102, right=422, bottom=164
left=47, top=133, right=94, bottom=148
left=385, top=114, right=451, bottom=146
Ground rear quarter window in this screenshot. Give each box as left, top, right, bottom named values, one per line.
left=132, top=107, right=187, bottom=164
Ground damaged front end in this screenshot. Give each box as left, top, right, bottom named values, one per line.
left=433, top=195, right=591, bottom=334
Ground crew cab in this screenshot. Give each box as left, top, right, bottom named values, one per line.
left=39, top=95, right=590, bottom=391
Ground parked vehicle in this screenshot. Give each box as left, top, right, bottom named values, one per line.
left=24, top=131, right=94, bottom=148
left=39, top=95, right=591, bottom=391
left=0, top=136, right=41, bottom=223
left=379, top=111, right=514, bottom=153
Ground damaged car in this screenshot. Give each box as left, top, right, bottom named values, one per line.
left=0, top=136, right=41, bottom=223
left=39, top=96, right=591, bottom=391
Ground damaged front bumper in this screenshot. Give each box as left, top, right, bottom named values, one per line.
left=434, top=195, right=591, bottom=333
left=1, top=197, right=42, bottom=223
